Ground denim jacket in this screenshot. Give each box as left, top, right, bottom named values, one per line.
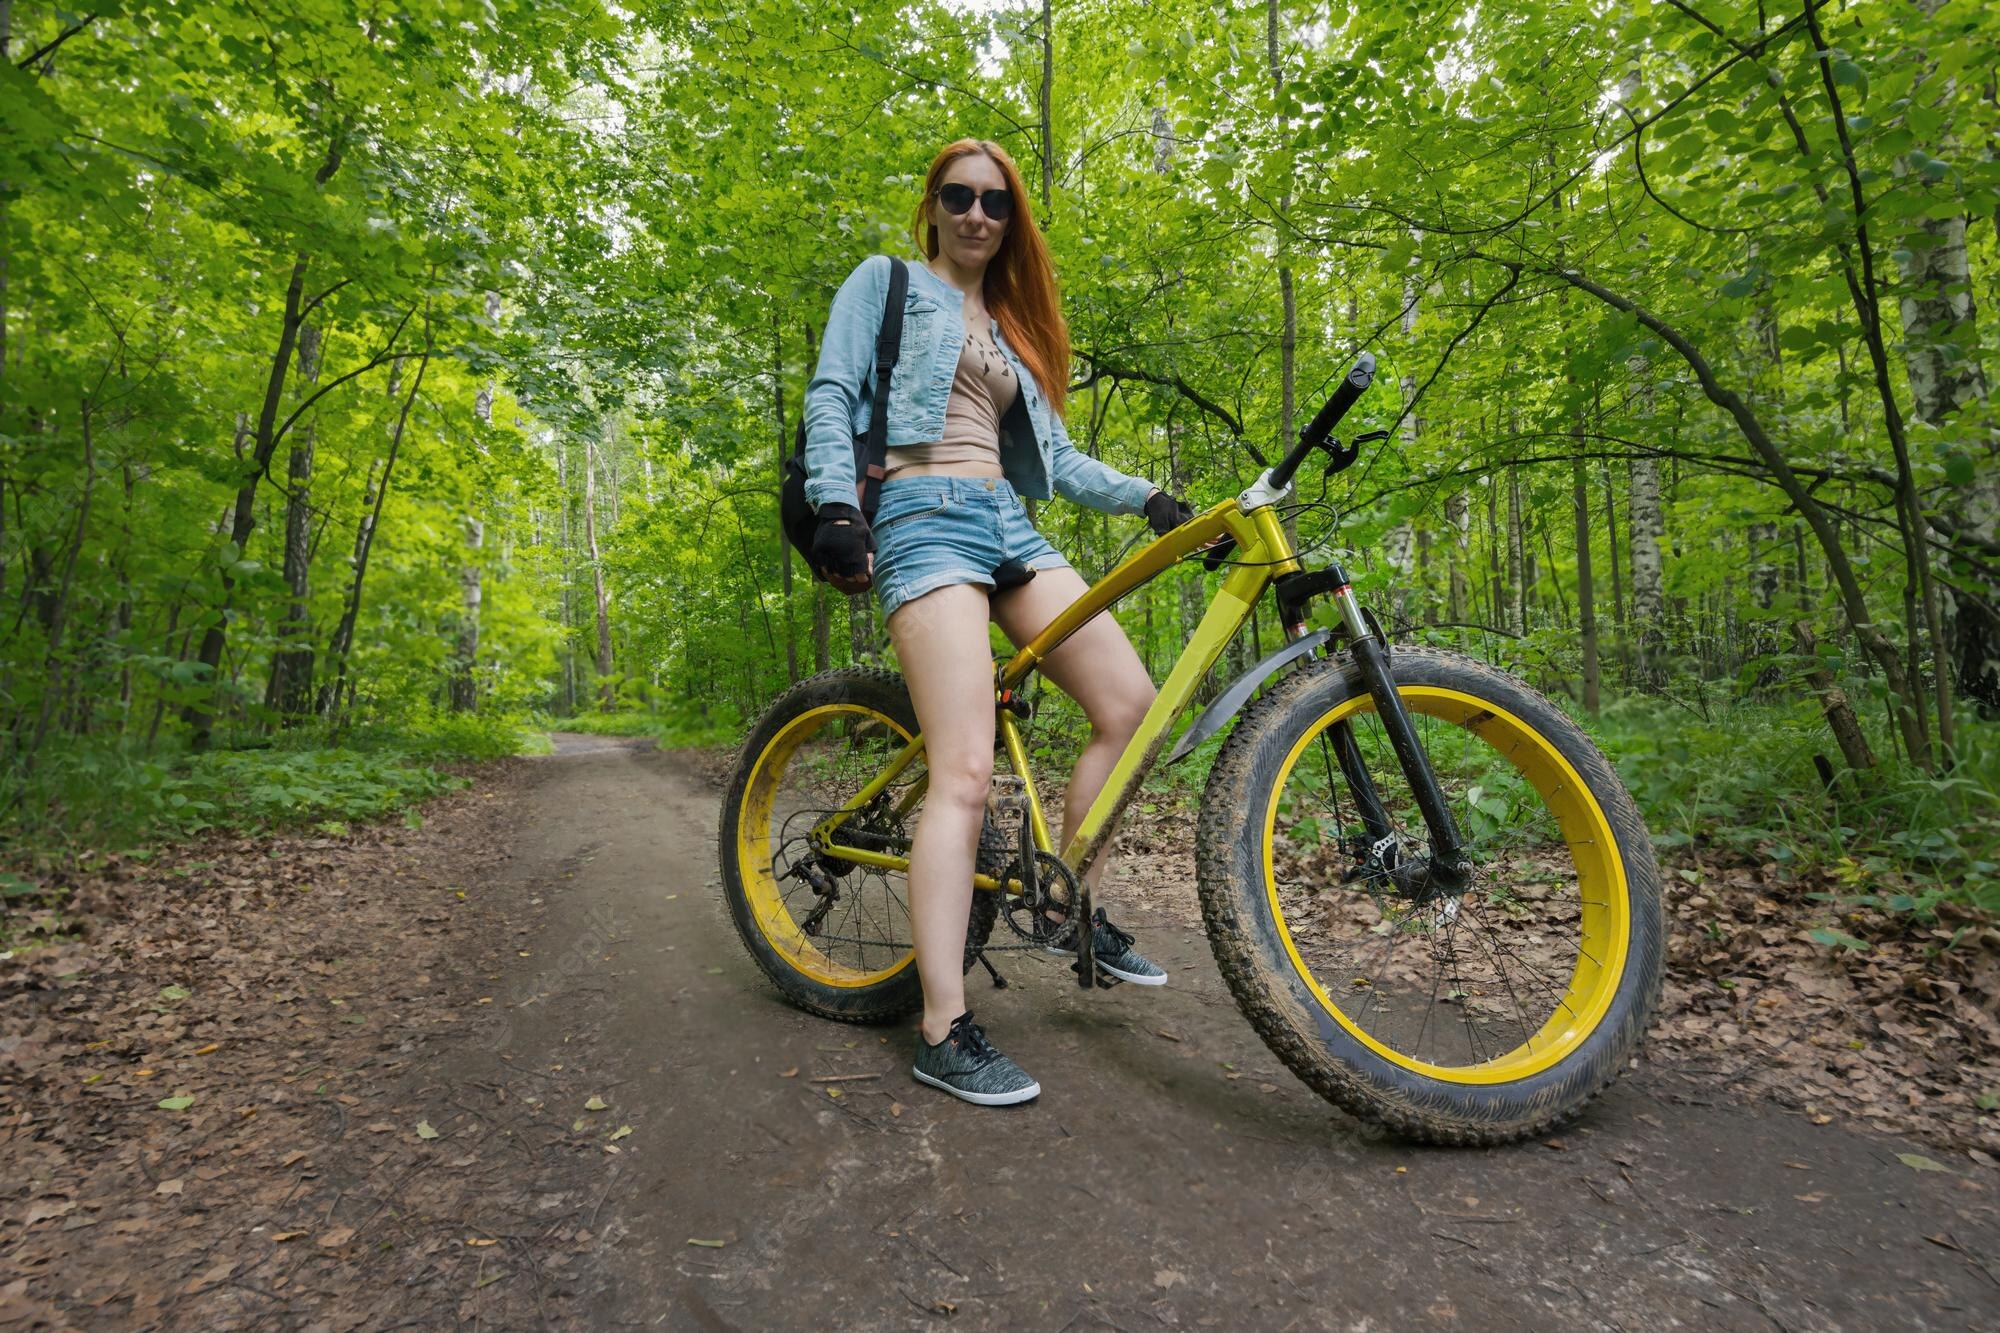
left=801, top=255, right=1157, bottom=516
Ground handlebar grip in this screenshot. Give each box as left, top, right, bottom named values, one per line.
left=1300, top=351, right=1376, bottom=451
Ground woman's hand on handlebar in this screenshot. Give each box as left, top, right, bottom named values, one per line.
left=1144, top=489, right=1195, bottom=537
left=1146, top=489, right=1228, bottom=552
left=812, top=503, right=875, bottom=593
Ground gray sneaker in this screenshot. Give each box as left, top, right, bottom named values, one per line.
left=1045, top=908, right=1169, bottom=986
left=912, top=1012, right=1041, bottom=1106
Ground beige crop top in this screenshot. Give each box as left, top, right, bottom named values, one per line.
left=883, top=322, right=1020, bottom=476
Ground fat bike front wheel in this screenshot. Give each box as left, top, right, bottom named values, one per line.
left=1195, top=647, right=1665, bottom=1145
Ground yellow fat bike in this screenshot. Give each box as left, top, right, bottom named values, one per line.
left=720, top=355, right=1665, bottom=1145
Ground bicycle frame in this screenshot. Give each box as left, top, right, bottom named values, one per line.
left=806, top=496, right=1297, bottom=903
left=805, top=452, right=1473, bottom=966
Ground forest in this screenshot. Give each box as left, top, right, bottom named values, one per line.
left=2, top=0, right=1996, bottom=902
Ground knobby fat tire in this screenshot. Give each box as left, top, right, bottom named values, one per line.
left=1194, top=647, right=1666, bottom=1145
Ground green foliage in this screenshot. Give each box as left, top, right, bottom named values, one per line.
left=543, top=702, right=744, bottom=749
left=1594, top=698, right=2000, bottom=904
left=0, top=713, right=542, bottom=873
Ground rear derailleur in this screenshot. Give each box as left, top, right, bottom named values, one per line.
left=787, top=856, right=842, bottom=937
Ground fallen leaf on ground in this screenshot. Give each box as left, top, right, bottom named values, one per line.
left=584, top=1095, right=608, bottom=1111
left=779, top=1067, right=798, bottom=1078
left=1154, top=1269, right=1185, bottom=1289
left=317, top=1227, right=354, bottom=1247
left=270, top=1231, right=306, bottom=1242
left=416, top=1120, right=439, bottom=1140
left=609, top=1125, right=632, bottom=1141
left=688, top=1238, right=728, bottom=1248
left=182, top=1261, right=235, bottom=1293
left=193, top=1043, right=219, bottom=1056
left=465, top=1237, right=497, bottom=1247
left=279, top=1150, right=308, bottom=1167
left=889, top=1103, right=904, bottom=1118
left=155, top=1095, right=193, bottom=1111
left=1897, top=1152, right=1951, bottom=1173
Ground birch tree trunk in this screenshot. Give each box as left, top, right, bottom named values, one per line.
left=1445, top=485, right=1470, bottom=625
left=1628, top=454, right=1665, bottom=687
left=1900, top=211, right=1997, bottom=711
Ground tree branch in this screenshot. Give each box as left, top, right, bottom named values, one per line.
left=1068, top=352, right=1245, bottom=439
left=16, top=13, right=97, bottom=71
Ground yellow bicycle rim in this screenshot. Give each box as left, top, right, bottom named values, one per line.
left=1262, top=686, right=1629, bottom=1084
left=737, top=703, right=918, bottom=988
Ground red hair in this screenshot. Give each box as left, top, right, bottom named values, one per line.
left=909, top=140, right=1072, bottom=419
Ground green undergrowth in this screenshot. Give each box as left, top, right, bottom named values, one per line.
left=1591, top=697, right=2000, bottom=909
left=1, top=710, right=541, bottom=942
left=542, top=702, right=742, bottom=749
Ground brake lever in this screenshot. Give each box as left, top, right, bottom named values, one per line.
left=1322, top=429, right=1390, bottom=478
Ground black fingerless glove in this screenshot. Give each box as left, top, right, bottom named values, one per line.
left=811, top=502, right=873, bottom=580
left=1144, top=490, right=1195, bottom=537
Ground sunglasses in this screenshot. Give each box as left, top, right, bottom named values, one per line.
left=935, top=182, right=1014, bottom=222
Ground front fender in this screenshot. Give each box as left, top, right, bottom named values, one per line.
left=1164, top=629, right=1333, bottom=764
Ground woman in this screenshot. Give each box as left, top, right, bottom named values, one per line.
left=800, top=139, right=1194, bottom=1107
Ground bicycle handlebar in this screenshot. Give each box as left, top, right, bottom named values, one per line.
left=1269, top=352, right=1376, bottom=492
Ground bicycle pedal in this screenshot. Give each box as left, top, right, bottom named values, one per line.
left=1069, top=957, right=1122, bottom=989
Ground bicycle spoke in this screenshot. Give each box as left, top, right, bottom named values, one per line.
left=1265, top=691, right=1593, bottom=1072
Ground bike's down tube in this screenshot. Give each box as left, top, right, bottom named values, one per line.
left=998, top=502, right=1298, bottom=885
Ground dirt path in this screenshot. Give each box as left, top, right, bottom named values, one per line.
left=513, top=738, right=1994, bottom=1330
left=6, top=737, right=1994, bottom=1330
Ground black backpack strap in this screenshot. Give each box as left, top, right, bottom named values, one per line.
left=857, top=257, right=909, bottom=516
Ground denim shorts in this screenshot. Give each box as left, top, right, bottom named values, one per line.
left=869, top=475, right=1071, bottom=620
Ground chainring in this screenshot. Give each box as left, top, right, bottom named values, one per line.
left=999, top=849, right=1082, bottom=945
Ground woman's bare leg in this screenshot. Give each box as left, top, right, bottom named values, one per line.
left=990, top=565, right=1155, bottom=893
left=885, top=583, right=997, bottom=1045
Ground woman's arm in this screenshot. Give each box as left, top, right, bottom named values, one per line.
left=801, top=255, right=890, bottom=512
left=1046, top=405, right=1157, bottom=515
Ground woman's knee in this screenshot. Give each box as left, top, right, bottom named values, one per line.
left=925, top=749, right=995, bottom=811
left=1088, top=679, right=1155, bottom=743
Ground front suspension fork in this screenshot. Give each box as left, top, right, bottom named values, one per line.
left=1322, top=576, right=1472, bottom=893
